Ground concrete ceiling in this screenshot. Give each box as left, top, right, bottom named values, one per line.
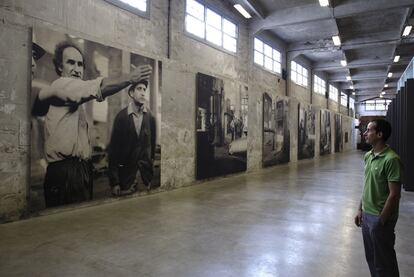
left=226, top=0, right=414, bottom=102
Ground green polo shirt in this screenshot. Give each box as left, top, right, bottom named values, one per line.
left=362, top=145, right=402, bottom=220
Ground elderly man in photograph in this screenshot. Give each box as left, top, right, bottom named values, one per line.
left=354, top=119, right=403, bottom=277
left=38, top=42, right=152, bottom=207
left=108, top=79, right=156, bottom=196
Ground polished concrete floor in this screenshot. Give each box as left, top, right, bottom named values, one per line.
left=1, top=151, right=413, bottom=277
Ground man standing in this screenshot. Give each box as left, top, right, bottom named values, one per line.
left=38, top=42, right=152, bottom=207
left=354, top=119, right=403, bottom=277
left=108, top=79, right=156, bottom=196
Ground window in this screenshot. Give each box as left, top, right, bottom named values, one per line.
left=364, top=99, right=392, bottom=111
left=105, top=0, right=148, bottom=16
left=340, top=92, right=347, bottom=106
left=329, top=85, right=338, bottom=101
left=349, top=97, right=355, bottom=110
left=185, top=0, right=238, bottom=53
left=291, top=61, right=308, bottom=87
left=254, top=38, right=282, bottom=74
left=313, top=75, right=326, bottom=95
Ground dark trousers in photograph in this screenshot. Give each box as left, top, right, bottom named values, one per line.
left=362, top=212, right=399, bottom=277
left=44, top=158, right=92, bottom=208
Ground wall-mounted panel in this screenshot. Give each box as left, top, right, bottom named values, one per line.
left=30, top=26, right=161, bottom=211
left=298, top=103, right=315, bottom=160
left=196, top=73, right=247, bottom=179
left=262, top=93, right=290, bottom=167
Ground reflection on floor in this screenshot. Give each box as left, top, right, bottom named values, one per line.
left=1, top=151, right=414, bottom=277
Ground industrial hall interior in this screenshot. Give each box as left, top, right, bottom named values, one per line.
left=1, top=0, right=414, bottom=276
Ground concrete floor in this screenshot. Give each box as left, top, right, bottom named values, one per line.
left=1, top=151, right=413, bottom=277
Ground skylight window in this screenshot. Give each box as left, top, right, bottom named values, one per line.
left=340, top=92, right=347, bottom=106
left=254, top=38, right=282, bottom=74
left=105, top=0, right=148, bottom=16
left=185, top=0, right=238, bottom=53
left=313, top=75, right=326, bottom=95
left=291, top=61, right=308, bottom=87
left=329, top=85, right=338, bottom=101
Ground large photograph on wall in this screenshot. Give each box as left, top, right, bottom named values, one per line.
left=320, top=109, right=331, bottom=155
left=298, top=103, right=315, bottom=160
left=30, top=26, right=161, bottom=211
left=335, top=114, right=343, bottom=152
left=262, top=93, right=290, bottom=167
left=196, top=73, right=248, bottom=180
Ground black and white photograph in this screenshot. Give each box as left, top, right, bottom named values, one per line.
left=335, top=114, right=343, bottom=152
left=196, top=73, right=248, bottom=180
left=30, top=26, right=161, bottom=211
left=262, top=93, right=290, bottom=167
left=320, top=109, right=331, bottom=156
left=298, top=103, right=315, bottom=160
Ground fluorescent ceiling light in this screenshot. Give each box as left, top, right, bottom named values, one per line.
left=381, top=91, right=386, bottom=95
left=340, top=60, right=347, bottom=66
left=350, top=85, right=354, bottom=89
left=403, top=25, right=412, bottom=37
left=384, top=84, right=389, bottom=88
left=346, top=76, right=351, bottom=81
left=380, top=94, right=384, bottom=98
left=234, top=4, right=251, bottom=18
left=352, top=92, right=356, bottom=95
left=387, top=72, right=393, bottom=78
left=393, top=55, right=400, bottom=62
left=332, top=35, right=341, bottom=46
left=319, top=0, right=329, bottom=7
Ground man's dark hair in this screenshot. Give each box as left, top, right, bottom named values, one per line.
left=128, top=79, right=149, bottom=96
left=53, top=42, right=85, bottom=76
left=372, top=119, right=392, bottom=141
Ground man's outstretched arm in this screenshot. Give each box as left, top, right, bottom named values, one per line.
left=38, top=64, right=152, bottom=105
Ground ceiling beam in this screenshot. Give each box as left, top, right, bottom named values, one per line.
left=288, top=38, right=399, bottom=53
left=239, top=0, right=266, bottom=19
left=328, top=74, right=386, bottom=82
left=250, top=0, right=414, bottom=35
left=314, top=58, right=399, bottom=71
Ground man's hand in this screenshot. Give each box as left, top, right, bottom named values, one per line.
left=129, top=64, right=152, bottom=83
left=354, top=210, right=362, bottom=227
left=111, top=185, right=121, bottom=196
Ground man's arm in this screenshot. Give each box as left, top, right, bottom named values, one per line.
left=379, top=181, right=401, bottom=224
left=100, top=64, right=152, bottom=99
left=38, top=64, right=152, bottom=105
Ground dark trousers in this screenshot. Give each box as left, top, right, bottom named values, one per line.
left=44, top=158, right=92, bottom=208
left=362, top=212, right=399, bottom=277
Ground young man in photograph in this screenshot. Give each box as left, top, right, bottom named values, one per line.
left=108, top=79, right=156, bottom=196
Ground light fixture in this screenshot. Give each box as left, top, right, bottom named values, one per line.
left=388, top=72, right=393, bottom=78
left=350, top=85, right=354, bottom=89
left=380, top=94, right=384, bottom=98
left=384, top=84, right=389, bottom=88
left=234, top=4, right=252, bottom=19
left=403, top=25, right=412, bottom=37
left=341, top=59, right=347, bottom=66
left=332, top=35, right=341, bottom=46
left=319, top=0, right=329, bottom=7
left=393, top=55, right=400, bottom=63
left=352, top=92, right=356, bottom=95
left=346, top=76, right=351, bottom=81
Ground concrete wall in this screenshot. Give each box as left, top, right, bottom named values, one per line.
left=0, top=22, right=30, bottom=221
left=0, top=0, right=356, bottom=222
left=313, top=93, right=327, bottom=109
